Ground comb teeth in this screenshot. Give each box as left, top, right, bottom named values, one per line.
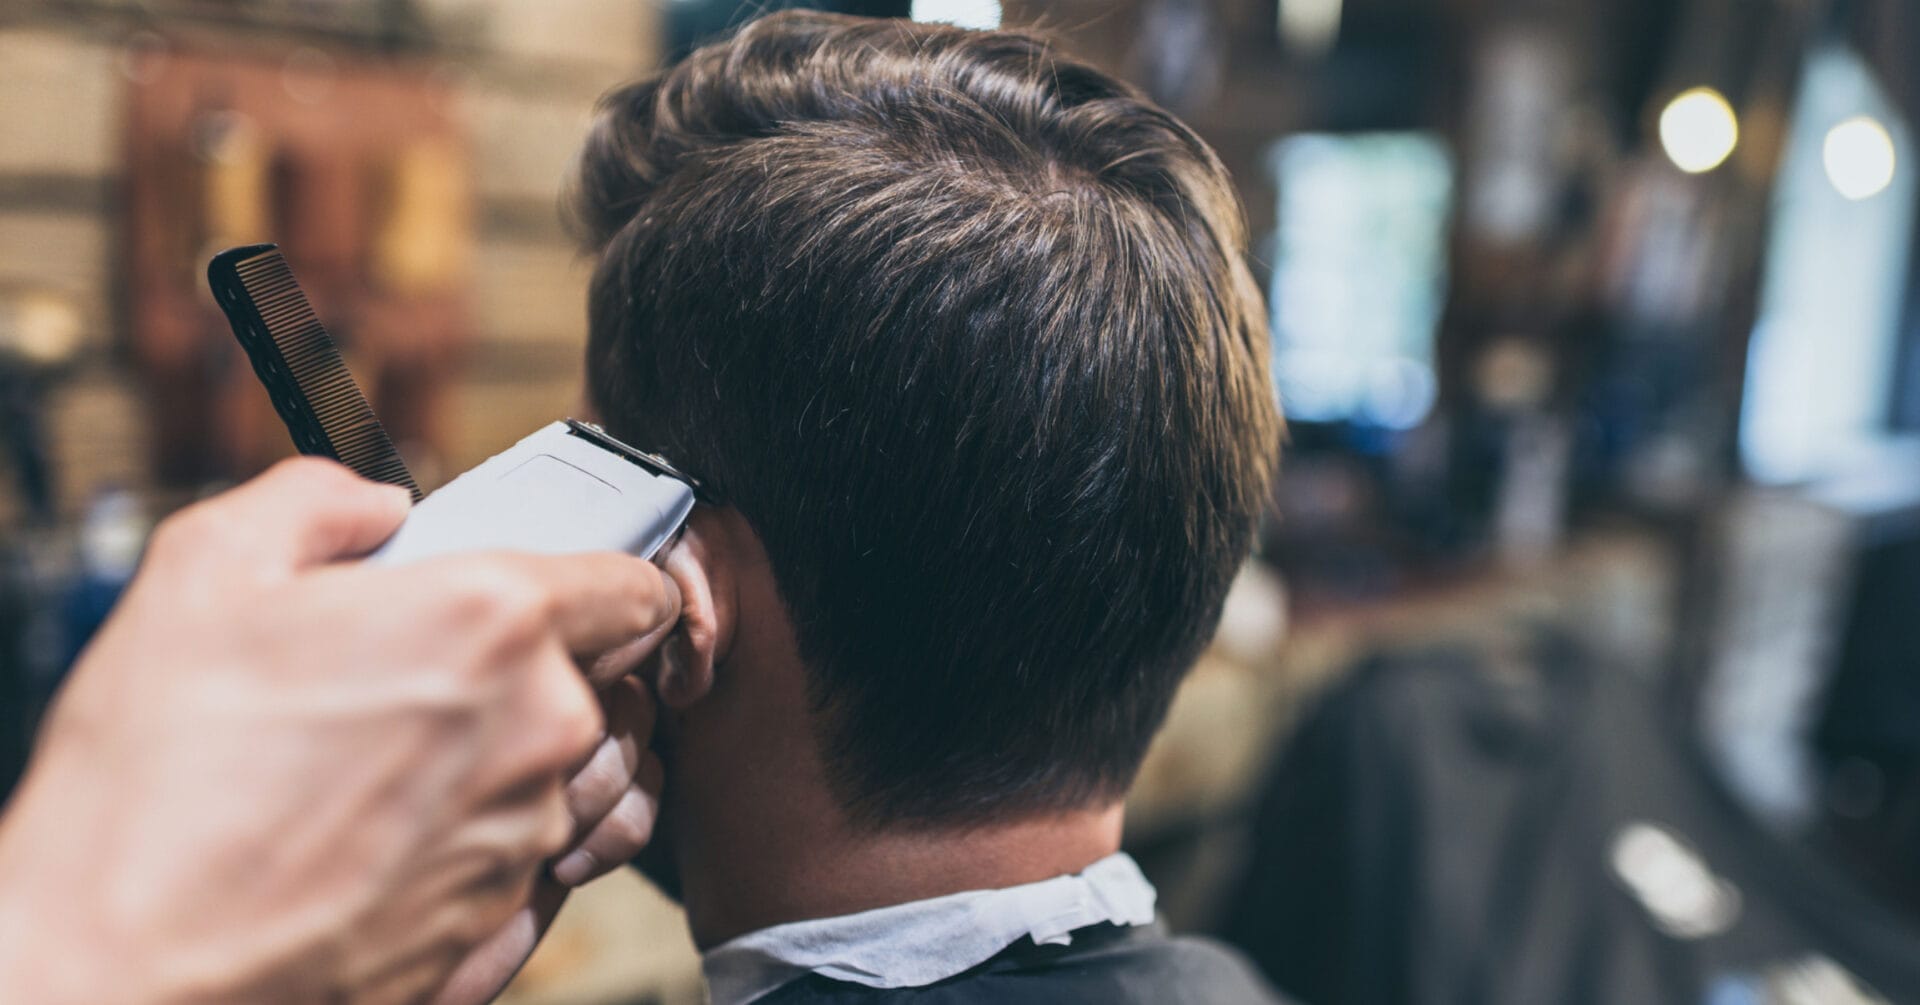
left=210, top=245, right=423, bottom=501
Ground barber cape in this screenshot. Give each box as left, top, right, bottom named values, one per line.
left=703, top=852, right=1284, bottom=1004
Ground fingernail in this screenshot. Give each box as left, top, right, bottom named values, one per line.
left=552, top=849, right=598, bottom=887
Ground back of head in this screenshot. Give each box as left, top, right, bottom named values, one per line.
left=574, top=10, right=1279, bottom=827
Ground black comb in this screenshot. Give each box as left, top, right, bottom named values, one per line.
left=208, top=244, right=422, bottom=501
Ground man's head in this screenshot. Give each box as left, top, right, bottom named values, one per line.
left=574, top=11, right=1277, bottom=841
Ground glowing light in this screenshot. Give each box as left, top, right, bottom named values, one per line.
left=1659, top=87, right=1739, bottom=174
left=1609, top=823, right=1742, bottom=939
left=909, top=0, right=1001, bottom=30
left=1277, top=0, right=1343, bottom=57
left=1823, top=116, right=1897, bottom=200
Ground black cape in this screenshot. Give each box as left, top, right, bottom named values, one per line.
left=1219, top=638, right=1920, bottom=1005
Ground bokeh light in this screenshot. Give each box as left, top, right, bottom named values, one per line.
left=1822, top=115, right=1897, bottom=200
left=1659, top=87, right=1739, bottom=174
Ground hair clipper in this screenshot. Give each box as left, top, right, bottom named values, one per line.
left=207, top=243, right=700, bottom=564
left=368, top=420, right=697, bottom=564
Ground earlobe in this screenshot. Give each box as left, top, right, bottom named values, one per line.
left=649, top=507, right=737, bottom=709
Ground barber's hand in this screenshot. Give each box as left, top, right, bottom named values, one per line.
left=0, top=458, right=681, bottom=1004
left=430, top=661, right=668, bottom=1005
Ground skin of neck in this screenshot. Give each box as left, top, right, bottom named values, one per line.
left=651, top=510, right=1128, bottom=949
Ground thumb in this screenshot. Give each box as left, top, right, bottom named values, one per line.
left=158, top=458, right=413, bottom=575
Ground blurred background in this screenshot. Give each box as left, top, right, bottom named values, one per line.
left=2, top=0, right=1918, bottom=1002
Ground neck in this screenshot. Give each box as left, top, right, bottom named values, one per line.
left=664, top=556, right=1129, bottom=948
left=680, top=800, right=1126, bottom=948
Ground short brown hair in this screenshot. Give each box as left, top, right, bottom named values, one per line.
left=572, top=10, right=1279, bottom=826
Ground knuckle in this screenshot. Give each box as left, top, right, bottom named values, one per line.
left=569, top=752, right=624, bottom=804
left=560, top=696, right=604, bottom=758
left=606, top=796, right=655, bottom=849
left=533, top=792, right=574, bottom=858
left=267, top=455, right=353, bottom=490
left=446, top=561, right=551, bottom=644
left=538, top=673, right=603, bottom=768
left=147, top=505, right=219, bottom=559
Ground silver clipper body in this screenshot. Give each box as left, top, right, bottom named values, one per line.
left=372, top=420, right=698, bottom=565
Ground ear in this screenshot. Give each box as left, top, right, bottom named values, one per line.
left=647, top=506, right=739, bottom=709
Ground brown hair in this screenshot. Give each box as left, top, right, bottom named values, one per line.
left=572, top=10, right=1279, bottom=826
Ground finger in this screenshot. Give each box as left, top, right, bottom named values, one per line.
left=428, top=880, right=571, bottom=1005
left=153, top=457, right=412, bottom=574
left=552, top=771, right=661, bottom=887
left=586, top=632, right=663, bottom=690
left=473, top=551, right=682, bottom=664
left=563, top=678, right=653, bottom=828
left=356, top=868, right=543, bottom=1005
left=345, top=862, right=541, bottom=1003
left=518, top=651, right=607, bottom=784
